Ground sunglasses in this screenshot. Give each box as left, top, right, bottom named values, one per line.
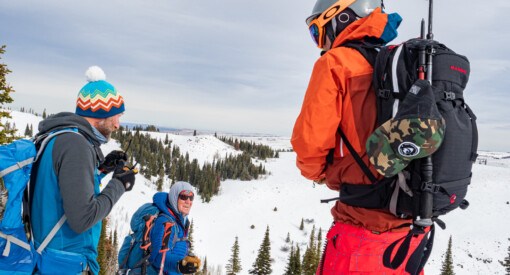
left=178, top=193, right=194, bottom=201
left=307, top=0, right=356, bottom=48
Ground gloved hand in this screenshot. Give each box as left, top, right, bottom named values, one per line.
left=99, top=150, right=128, bottom=174
left=178, top=255, right=201, bottom=274
left=112, top=164, right=138, bottom=191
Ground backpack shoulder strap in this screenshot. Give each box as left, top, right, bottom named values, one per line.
left=337, top=128, right=378, bottom=183
left=35, top=215, right=67, bottom=254
left=335, top=41, right=384, bottom=183
left=157, top=213, right=188, bottom=250
left=341, top=41, right=379, bottom=66
left=28, top=128, right=83, bottom=254
left=33, top=128, right=82, bottom=162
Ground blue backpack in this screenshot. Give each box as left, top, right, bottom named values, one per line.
left=117, top=203, right=187, bottom=275
left=0, top=129, right=82, bottom=274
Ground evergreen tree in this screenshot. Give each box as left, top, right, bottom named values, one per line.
left=203, top=257, right=208, bottom=275
left=293, top=245, right=302, bottom=275
left=316, top=228, right=323, bottom=261
left=0, top=45, right=16, bottom=145
left=42, top=108, right=47, bottom=119
left=249, top=226, right=272, bottom=275
left=226, top=236, right=242, bottom=275
left=284, top=244, right=295, bottom=275
left=440, top=235, right=455, bottom=275
left=157, top=167, right=164, bottom=191
left=299, top=218, right=304, bottom=230
left=24, top=124, right=30, bottom=137
left=501, top=240, right=510, bottom=274
left=193, top=129, right=197, bottom=136
left=106, top=229, right=117, bottom=274
left=285, top=232, right=291, bottom=243
left=302, top=225, right=318, bottom=275
left=113, top=229, right=118, bottom=253
left=97, top=218, right=108, bottom=275
left=284, top=243, right=302, bottom=275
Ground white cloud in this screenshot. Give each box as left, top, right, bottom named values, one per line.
left=1, top=0, right=509, bottom=150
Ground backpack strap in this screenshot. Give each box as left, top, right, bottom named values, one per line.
left=27, top=128, right=82, bottom=254
left=382, top=224, right=435, bottom=274
left=33, top=128, right=82, bottom=162
left=36, top=215, right=67, bottom=254
left=118, top=233, right=137, bottom=270
left=464, top=104, right=479, bottom=161
left=336, top=128, right=378, bottom=183
left=158, top=213, right=187, bottom=249
left=341, top=41, right=379, bottom=66
left=0, top=232, right=32, bottom=256
left=0, top=158, right=34, bottom=178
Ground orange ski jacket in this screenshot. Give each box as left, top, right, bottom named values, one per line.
left=291, top=8, right=410, bottom=232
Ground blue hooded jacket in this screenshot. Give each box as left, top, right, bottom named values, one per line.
left=148, top=182, right=193, bottom=275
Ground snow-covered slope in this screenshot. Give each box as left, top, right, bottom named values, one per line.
left=5, top=110, right=510, bottom=274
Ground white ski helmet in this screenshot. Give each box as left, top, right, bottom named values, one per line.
left=306, top=0, right=382, bottom=25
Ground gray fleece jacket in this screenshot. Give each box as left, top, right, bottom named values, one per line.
left=33, top=112, right=125, bottom=233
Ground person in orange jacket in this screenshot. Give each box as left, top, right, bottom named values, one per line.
left=292, top=0, right=426, bottom=274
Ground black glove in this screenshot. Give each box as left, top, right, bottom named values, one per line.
left=178, top=255, right=201, bottom=274
left=112, top=164, right=138, bottom=191
left=99, top=150, right=128, bottom=174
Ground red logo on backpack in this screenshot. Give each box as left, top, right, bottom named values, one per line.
left=450, top=65, right=467, bottom=75
left=450, top=194, right=457, bottom=204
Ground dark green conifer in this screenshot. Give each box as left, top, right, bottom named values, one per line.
left=501, top=241, right=510, bottom=274
left=97, top=218, right=108, bottom=275
left=302, top=225, right=318, bottom=275
left=249, top=226, right=272, bottom=275
left=316, top=228, right=323, bottom=261
left=440, top=235, right=455, bottom=275
left=226, top=236, right=242, bottom=275
left=0, top=45, right=16, bottom=145
left=24, top=124, right=30, bottom=137
left=284, top=244, right=295, bottom=275
left=294, top=245, right=302, bottom=275
left=203, top=257, right=208, bottom=275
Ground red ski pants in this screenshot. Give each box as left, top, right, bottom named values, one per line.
left=317, top=222, right=425, bottom=275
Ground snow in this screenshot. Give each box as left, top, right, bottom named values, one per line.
left=0, top=109, right=42, bottom=138
left=5, top=110, right=510, bottom=275
left=133, top=131, right=241, bottom=166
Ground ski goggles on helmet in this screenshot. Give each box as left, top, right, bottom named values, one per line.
left=307, top=0, right=356, bottom=48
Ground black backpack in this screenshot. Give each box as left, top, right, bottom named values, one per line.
left=335, top=38, right=478, bottom=274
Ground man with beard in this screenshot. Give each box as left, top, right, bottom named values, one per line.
left=30, top=66, right=137, bottom=275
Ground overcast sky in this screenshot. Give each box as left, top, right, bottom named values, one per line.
left=1, top=0, right=509, bottom=151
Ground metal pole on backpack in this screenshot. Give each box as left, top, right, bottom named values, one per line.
left=414, top=0, right=435, bottom=228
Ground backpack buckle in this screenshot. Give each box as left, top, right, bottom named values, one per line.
left=443, top=91, right=456, bottom=100
left=421, top=181, right=440, bottom=193
left=378, top=89, right=391, bottom=99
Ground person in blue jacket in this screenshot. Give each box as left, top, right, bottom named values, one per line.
left=148, top=181, right=201, bottom=274
left=30, top=66, right=137, bottom=275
